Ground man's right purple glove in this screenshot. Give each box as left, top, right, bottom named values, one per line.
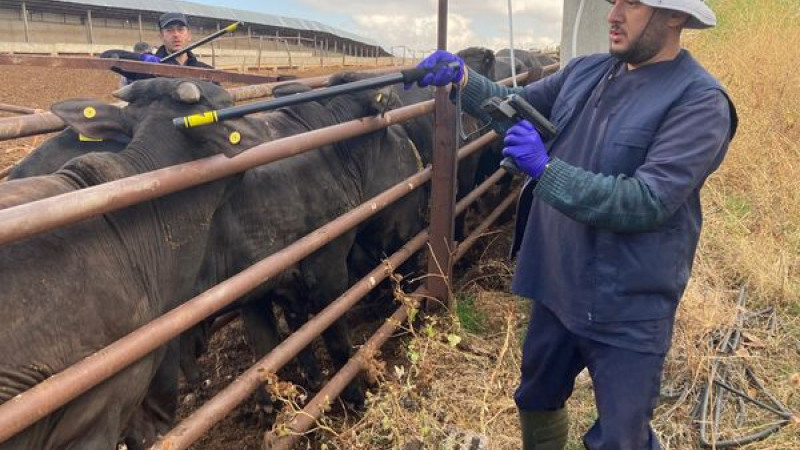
left=502, top=120, right=549, bottom=179
left=406, top=50, right=465, bottom=89
left=139, top=53, right=160, bottom=63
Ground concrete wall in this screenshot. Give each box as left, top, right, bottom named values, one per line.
left=560, top=0, right=611, bottom=64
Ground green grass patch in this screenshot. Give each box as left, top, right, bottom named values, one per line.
left=455, top=292, right=488, bottom=334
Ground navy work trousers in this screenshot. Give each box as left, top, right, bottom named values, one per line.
left=514, top=301, right=666, bottom=450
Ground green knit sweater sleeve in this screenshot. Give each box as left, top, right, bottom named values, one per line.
left=534, top=158, right=670, bottom=232
left=456, top=67, right=524, bottom=133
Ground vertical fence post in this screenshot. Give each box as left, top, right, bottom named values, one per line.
left=426, top=0, right=457, bottom=309
left=86, top=10, right=94, bottom=55
left=284, top=39, right=292, bottom=69
left=21, top=2, right=30, bottom=43
left=257, top=36, right=263, bottom=70
left=137, top=13, right=143, bottom=42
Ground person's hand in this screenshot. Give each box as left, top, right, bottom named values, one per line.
left=407, top=50, right=465, bottom=89
left=502, top=120, right=549, bottom=179
left=139, top=53, right=160, bottom=63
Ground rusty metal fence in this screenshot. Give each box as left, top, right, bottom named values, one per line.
left=0, top=7, right=558, bottom=447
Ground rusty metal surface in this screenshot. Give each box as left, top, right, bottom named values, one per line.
left=0, top=54, right=278, bottom=84
left=0, top=99, right=435, bottom=247
left=0, top=164, right=432, bottom=445
left=426, top=102, right=458, bottom=305
left=0, top=110, right=67, bottom=141
left=425, top=0, right=457, bottom=307
left=0, top=103, right=40, bottom=115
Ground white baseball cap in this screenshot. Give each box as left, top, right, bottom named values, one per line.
left=637, top=0, right=717, bottom=29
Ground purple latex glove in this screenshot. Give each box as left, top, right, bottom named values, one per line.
left=406, top=50, right=465, bottom=89
left=139, top=53, right=160, bottom=63
left=502, top=120, right=549, bottom=179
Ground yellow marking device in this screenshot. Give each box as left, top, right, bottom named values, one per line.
left=182, top=111, right=219, bottom=128
left=83, top=107, right=96, bottom=119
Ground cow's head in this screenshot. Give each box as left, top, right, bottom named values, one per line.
left=457, top=47, right=496, bottom=80
left=51, top=78, right=238, bottom=163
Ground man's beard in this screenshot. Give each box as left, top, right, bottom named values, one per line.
left=610, top=11, right=669, bottom=65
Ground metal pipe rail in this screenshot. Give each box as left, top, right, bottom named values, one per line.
left=152, top=132, right=500, bottom=450
left=0, top=100, right=435, bottom=247
left=0, top=103, right=41, bottom=115
left=0, top=66, right=411, bottom=142
left=0, top=165, right=430, bottom=444
left=0, top=119, right=497, bottom=445
left=0, top=63, right=547, bottom=143
left=266, top=183, right=518, bottom=450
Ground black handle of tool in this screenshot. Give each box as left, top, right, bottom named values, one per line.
left=398, top=61, right=461, bottom=85
left=161, top=21, right=242, bottom=63
left=173, top=61, right=461, bottom=129
left=499, top=94, right=558, bottom=176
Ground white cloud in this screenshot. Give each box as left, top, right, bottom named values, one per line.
left=299, top=0, right=564, bottom=52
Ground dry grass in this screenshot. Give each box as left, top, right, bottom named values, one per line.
left=282, top=1, right=800, bottom=448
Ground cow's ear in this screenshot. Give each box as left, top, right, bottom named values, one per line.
left=181, top=116, right=263, bottom=158
left=51, top=100, right=129, bottom=141
left=368, top=88, right=401, bottom=115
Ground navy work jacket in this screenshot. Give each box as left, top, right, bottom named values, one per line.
left=511, top=51, right=737, bottom=353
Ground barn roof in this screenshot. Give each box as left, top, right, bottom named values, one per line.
left=45, top=0, right=383, bottom=48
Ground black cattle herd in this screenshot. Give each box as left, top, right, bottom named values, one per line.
left=0, top=47, right=552, bottom=449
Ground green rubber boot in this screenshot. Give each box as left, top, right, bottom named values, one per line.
left=518, top=408, right=569, bottom=450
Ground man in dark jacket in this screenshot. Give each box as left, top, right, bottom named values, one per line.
left=154, top=12, right=213, bottom=69
left=411, top=0, right=736, bottom=449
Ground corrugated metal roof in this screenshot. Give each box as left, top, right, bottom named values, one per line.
left=51, top=0, right=383, bottom=48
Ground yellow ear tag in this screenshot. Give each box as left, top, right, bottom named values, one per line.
left=376, top=93, right=384, bottom=103
left=78, top=134, right=103, bottom=142
left=229, top=131, right=241, bottom=145
left=83, top=106, right=97, bottom=119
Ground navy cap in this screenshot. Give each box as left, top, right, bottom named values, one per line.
left=158, top=12, right=189, bottom=29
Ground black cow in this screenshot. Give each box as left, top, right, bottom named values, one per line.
left=389, top=47, right=497, bottom=241
left=0, top=78, right=240, bottom=450
left=7, top=128, right=128, bottom=180
left=174, top=73, right=425, bottom=407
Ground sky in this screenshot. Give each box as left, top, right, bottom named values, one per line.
left=188, top=0, right=565, bottom=54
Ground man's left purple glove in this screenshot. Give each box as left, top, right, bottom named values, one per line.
left=139, top=53, right=160, bottom=63
left=405, top=50, right=465, bottom=89
left=502, top=120, right=549, bottom=179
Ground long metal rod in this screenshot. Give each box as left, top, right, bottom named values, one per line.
left=0, top=100, right=435, bottom=247
left=0, top=66, right=412, bottom=141
left=173, top=63, right=456, bottom=129
left=155, top=132, right=496, bottom=450
left=0, top=103, right=40, bottom=115
left=266, top=189, right=519, bottom=450
left=0, top=168, right=431, bottom=445
left=160, top=21, right=241, bottom=63
left=0, top=64, right=549, bottom=142
left=155, top=229, right=431, bottom=450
